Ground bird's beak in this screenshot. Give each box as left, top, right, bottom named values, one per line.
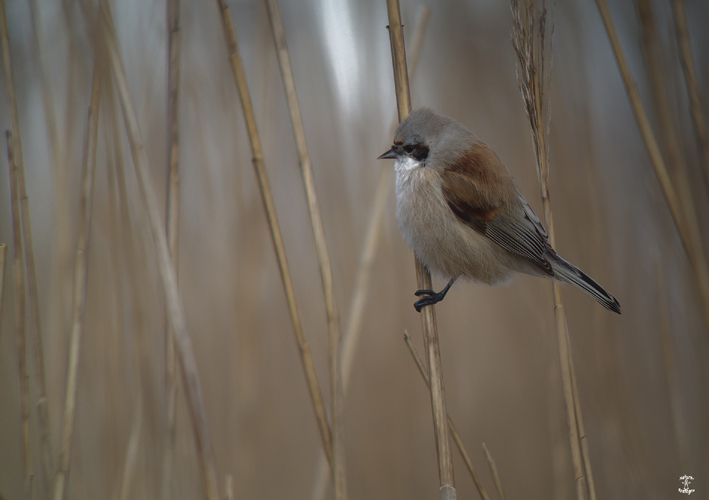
left=378, top=147, right=398, bottom=160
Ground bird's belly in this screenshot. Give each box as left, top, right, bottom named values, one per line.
left=395, top=168, right=518, bottom=285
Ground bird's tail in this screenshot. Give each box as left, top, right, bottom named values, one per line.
left=551, top=256, right=621, bottom=314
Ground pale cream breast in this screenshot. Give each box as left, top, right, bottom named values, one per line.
left=395, top=160, right=520, bottom=285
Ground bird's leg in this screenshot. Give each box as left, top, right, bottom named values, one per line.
left=413, top=278, right=456, bottom=312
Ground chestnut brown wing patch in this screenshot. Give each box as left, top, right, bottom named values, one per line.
left=441, top=143, right=554, bottom=276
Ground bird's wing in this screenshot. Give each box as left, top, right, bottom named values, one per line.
left=441, top=143, right=554, bottom=276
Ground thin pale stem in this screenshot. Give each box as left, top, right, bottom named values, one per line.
left=264, top=1, right=346, bottom=495
left=7, top=131, right=31, bottom=484
left=341, top=4, right=430, bottom=395
left=636, top=0, right=697, bottom=229
left=512, top=2, right=590, bottom=498
left=0, top=244, right=6, bottom=334
left=1, top=0, right=54, bottom=488
left=404, top=332, right=489, bottom=500
left=225, top=475, right=234, bottom=500
left=671, top=0, right=709, bottom=189
left=567, top=330, right=597, bottom=500
left=53, top=65, right=101, bottom=500
left=386, top=2, right=456, bottom=498
left=25, top=5, right=59, bottom=482
left=99, top=4, right=220, bottom=499
left=311, top=10, right=432, bottom=498
left=595, top=0, right=709, bottom=332
left=115, top=400, right=142, bottom=500
left=214, top=0, right=333, bottom=468
left=553, top=288, right=586, bottom=500
left=481, top=443, right=506, bottom=500
left=162, top=0, right=180, bottom=497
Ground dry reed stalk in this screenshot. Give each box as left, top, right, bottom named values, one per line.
left=653, top=261, right=685, bottom=466
left=28, top=0, right=61, bottom=166
left=566, top=328, right=596, bottom=500
left=162, top=0, right=180, bottom=497
left=481, top=444, right=505, bottom=500
left=595, top=0, right=709, bottom=331
left=385, top=2, right=456, bottom=498
left=0, top=244, right=6, bottom=332
left=309, top=10, right=431, bottom=498
left=403, top=332, right=489, bottom=500
left=214, top=0, right=334, bottom=467
left=7, top=131, right=31, bottom=485
left=671, top=0, right=709, bottom=186
left=341, top=4, right=430, bottom=394
left=53, top=64, right=101, bottom=500
left=99, top=4, right=220, bottom=500
left=225, top=475, right=234, bottom=500
left=263, top=2, right=346, bottom=495
left=0, top=0, right=54, bottom=488
left=510, top=2, right=591, bottom=499
left=636, top=0, right=698, bottom=229
left=115, top=400, right=142, bottom=500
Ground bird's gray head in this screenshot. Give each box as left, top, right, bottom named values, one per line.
left=378, top=107, right=476, bottom=168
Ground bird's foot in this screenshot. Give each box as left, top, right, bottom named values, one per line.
left=413, top=289, right=446, bottom=312
left=413, top=279, right=455, bottom=312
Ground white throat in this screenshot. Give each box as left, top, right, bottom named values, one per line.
left=394, top=155, right=424, bottom=174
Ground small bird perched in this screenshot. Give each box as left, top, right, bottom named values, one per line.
left=378, top=107, right=621, bottom=314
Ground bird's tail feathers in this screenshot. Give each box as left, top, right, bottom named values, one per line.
left=552, top=257, right=621, bottom=314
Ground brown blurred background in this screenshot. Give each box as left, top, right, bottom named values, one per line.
left=0, top=0, right=707, bottom=499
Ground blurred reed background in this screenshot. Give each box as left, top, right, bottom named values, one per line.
left=0, top=0, right=707, bottom=499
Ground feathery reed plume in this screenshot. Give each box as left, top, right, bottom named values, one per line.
left=481, top=444, right=505, bottom=500
left=264, top=1, right=346, bottom=495
left=99, top=3, right=220, bottom=499
left=162, top=0, right=181, bottom=496
left=510, top=2, right=593, bottom=499
left=53, top=64, right=101, bottom=500
left=385, top=2, right=456, bottom=498
left=7, top=130, right=31, bottom=487
left=403, top=332, right=490, bottom=500
left=1, top=0, right=54, bottom=489
left=214, top=0, right=333, bottom=468
left=595, top=0, right=709, bottom=332
left=671, top=0, right=709, bottom=187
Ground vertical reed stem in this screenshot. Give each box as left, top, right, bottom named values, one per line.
left=0, top=0, right=54, bottom=488
left=311, top=10, right=432, bottom=498
left=671, top=0, right=709, bottom=187
left=53, top=65, right=101, bottom=500
left=636, top=0, right=697, bottom=228
left=595, top=0, right=709, bottom=332
left=214, top=0, right=333, bottom=468
left=7, top=131, right=31, bottom=486
left=385, top=2, right=456, bottom=498
left=482, top=443, right=505, bottom=500
left=511, top=2, right=590, bottom=498
left=100, top=4, right=220, bottom=499
left=264, top=2, right=346, bottom=495
left=0, top=244, right=6, bottom=333
left=403, top=332, right=489, bottom=500
left=162, top=0, right=180, bottom=497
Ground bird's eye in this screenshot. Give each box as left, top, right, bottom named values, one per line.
left=404, top=145, right=415, bottom=154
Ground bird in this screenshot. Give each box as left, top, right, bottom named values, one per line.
left=378, top=107, right=621, bottom=314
